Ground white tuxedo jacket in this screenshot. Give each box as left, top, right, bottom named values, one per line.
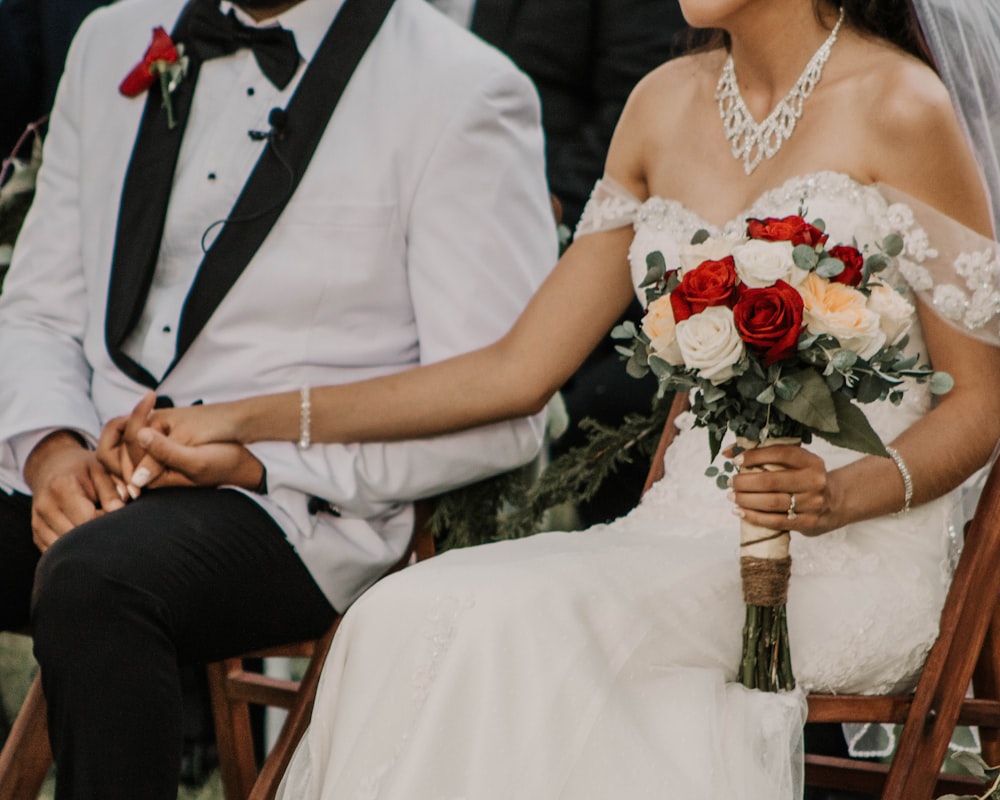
left=0, top=0, right=555, bottom=609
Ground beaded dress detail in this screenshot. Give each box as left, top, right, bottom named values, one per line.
left=278, top=173, right=1000, bottom=799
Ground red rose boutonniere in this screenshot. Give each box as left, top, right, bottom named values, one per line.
left=119, top=27, right=189, bottom=130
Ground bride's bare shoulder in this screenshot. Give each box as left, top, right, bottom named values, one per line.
left=845, top=39, right=991, bottom=233
left=628, top=49, right=724, bottom=116
left=606, top=49, right=723, bottom=190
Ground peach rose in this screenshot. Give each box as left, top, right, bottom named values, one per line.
left=799, top=272, right=885, bottom=359
left=641, top=295, right=684, bottom=365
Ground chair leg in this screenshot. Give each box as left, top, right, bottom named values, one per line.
left=0, top=672, right=52, bottom=799
left=248, top=622, right=340, bottom=800
left=974, top=604, right=1000, bottom=765
left=208, top=657, right=260, bottom=800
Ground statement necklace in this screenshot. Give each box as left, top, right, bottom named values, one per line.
left=716, top=8, right=845, bottom=175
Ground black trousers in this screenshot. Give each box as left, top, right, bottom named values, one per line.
left=0, top=487, right=336, bottom=800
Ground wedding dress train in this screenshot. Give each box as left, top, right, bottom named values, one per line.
left=277, top=172, right=994, bottom=799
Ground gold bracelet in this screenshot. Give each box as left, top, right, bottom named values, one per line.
left=885, top=445, right=913, bottom=514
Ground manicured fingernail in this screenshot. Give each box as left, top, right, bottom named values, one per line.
left=116, top=483, right=128, bottom=502
left=105, top=499, right=124, bottom=512
left=733, top=454, right=744, bottom=467
left=137, top=429, right=152, bottom=447
left=127, top=484, right=141, bottom=500
left=726, top=490, right=735, bottom=502
left=731, top=506, right=745, bottom=518
left=131, top=467, right=151, bottom=488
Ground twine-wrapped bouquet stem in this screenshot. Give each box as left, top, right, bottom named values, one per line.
left=736, top=436, right=797, bottom=692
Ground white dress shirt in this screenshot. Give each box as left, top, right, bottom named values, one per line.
left=427, top=0, right=476, bottom=28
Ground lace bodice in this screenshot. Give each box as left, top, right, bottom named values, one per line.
left=578, top=171, right=1000, bottom=347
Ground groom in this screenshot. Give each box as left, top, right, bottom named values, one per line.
left=0, top=0, right=554, bottom=795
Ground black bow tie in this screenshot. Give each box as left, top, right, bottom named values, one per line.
left=185, top=3, right=301, bottom=90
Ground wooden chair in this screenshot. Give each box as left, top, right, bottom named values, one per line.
left=208, top=507, right=436, bottom=800
left=644, top=393, right=1000, bottom=798
left=0, top=635, right=51, bottom=800
left=0, top=505, right=436, bottom=800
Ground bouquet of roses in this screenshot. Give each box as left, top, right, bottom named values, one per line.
left=613, top=212, right=952, bottom=692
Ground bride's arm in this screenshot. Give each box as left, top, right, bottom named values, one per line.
left=174, top=228, right=639, bottom=447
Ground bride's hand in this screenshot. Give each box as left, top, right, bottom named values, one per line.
left=727, top=444, right=841, bottom=536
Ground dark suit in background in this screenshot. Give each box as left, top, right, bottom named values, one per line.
left=472, top=0, right=688, bottom=525
left=0, top=0, right=111, bottom=157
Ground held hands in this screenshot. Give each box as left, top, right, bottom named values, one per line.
left=726, top=444, right=841, bottom=537
left=97, top=392, right=264, bottom=498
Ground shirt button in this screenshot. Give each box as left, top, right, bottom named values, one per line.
left=247, top=87, right=255, bottom=96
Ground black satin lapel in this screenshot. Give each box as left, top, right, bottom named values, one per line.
left=171, top=0, right=397, bottom=374
left=470, top=0, right=522, bottom=48
left=104, top=0, right=210, bottom=389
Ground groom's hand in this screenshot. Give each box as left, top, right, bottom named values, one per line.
left=24, top=430, right=126, bottom=551
left=129, top=428, right=265, bottom=493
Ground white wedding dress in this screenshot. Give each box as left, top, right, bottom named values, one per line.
left=278, top=172, right=997, bottom=800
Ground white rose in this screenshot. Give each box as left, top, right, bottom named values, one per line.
left=640, top=295, right=684, bottom=365
left=799, top=273, right=886, bottom=359
left=866, top=284, right=914, bottom=346
left=678, top=236, right=740, bottom=273
left=674, top=306, right=745, bottom=384
left=732, top=239, right=804, bottom=288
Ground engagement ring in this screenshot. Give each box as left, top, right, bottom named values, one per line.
left=787, top=493, right=798, bottom=521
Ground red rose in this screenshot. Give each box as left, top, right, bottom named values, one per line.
left=828, top=244, right=864, bottom=286
left=732, top=279, right=804, bottom=365
left=669, top=256, right=739, bottom=322
left=747, top=216, right=828, bottom=248
left=120, top=27, right=179, bottom=97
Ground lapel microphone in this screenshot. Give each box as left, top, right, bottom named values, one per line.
left=247, top=107, right=289, bottom=142
left=201, top=107, right=295, bottom=252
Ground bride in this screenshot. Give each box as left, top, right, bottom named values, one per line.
left=101, top=0, right=1000, bottom=795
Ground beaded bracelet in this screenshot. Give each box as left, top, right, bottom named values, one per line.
left=298, top=385, right=312, bottom=450
left=885, top=445, right=913, bottom=514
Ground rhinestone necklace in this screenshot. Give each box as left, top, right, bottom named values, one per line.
left=716, top=8, right=845, bottom=175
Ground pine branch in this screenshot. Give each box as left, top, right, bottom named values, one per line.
left=429, top=391, right=673, bottom=550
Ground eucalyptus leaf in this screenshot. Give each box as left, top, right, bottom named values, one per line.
left=930, top=371, right=955, bottom=394
left=856, top=372, right=887, bottom=404
left=641, top=251, right=667, bottom=287
left=614, top=345, right=634, bottom=358
left=882, top=233, right=904, bottom=257
left=865, top=253, right=892, bottom=274
left=703, top=384, right=726, bottom=405
left=690, top=228, right=710, bottom=245
left=774, top=376, right=800, bottom=401
left=792, top=244, right=818, bottom=271
left=625, top=356, right=650, bottom=379
left=715, top=474, right=730, bottom=490
left=813, top=392, right=889, bottom=456
left=648, top=355, right=672, bottom=379
left=611, top=321, right=637, bottom=339
left=815, top=256, right=845, bottom=278
left=830, top=349, right=858, bottom=370
left=773, top=369, right=838, bottom=432
left=756, top=386, right=776, bottom=404
left=812, top=217, right=826, bottom=232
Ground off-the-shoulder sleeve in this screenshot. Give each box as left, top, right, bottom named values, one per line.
left=574, top=176, right=643, bottom=237
left=878, top=184, right=1000, bottom=347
